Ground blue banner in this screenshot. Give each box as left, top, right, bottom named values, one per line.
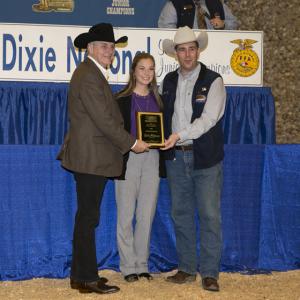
left=0, top=0, right=165, bottom=27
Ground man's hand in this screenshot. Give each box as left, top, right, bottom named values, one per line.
left=132, top=140, right=150, bottom=153
left=210, top=16, right=225, bottom=29
left=161, top=133, right=180, bottom=150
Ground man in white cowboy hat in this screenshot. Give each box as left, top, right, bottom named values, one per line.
left=57, top=23, right=149, bottom=294
left=160, top=26, right=226, bottom=292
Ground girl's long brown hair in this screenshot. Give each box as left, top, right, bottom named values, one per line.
left=115, top=52, right=163, bottom=110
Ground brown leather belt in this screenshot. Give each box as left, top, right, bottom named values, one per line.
left=174, top=145, right=193, bottom=151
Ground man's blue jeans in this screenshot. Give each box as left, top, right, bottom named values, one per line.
left=166, top=150, right=223, bottom=279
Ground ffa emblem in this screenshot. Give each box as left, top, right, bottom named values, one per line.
left=32, top=0, right=74, bottom=12
left=230, top=39, right=259, bottom=77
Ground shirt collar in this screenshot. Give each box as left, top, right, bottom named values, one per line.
left=178, top=63, right=201, bottom=80
left=87, top=55, right=108, bottom=78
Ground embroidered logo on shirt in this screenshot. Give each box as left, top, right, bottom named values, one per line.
left=183, top=4, right=193, bottom=10
left=195, top=94, right=206, bottom=103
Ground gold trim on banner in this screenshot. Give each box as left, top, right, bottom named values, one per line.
left=32, top=0, right=74, bottom=13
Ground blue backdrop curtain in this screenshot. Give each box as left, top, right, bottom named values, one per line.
left=223, top=87, right=275, bottom=144
left=2, top=81, right=298, bottom=281
left=0, top=81, right=275, bottom=145
left=0, top=144, right=299, bottom=280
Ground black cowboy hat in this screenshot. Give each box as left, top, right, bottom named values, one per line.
left=74, top=23, right=128, bottom=49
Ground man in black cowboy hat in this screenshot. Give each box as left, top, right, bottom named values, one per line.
left=57, top=23, right=149, bottom=294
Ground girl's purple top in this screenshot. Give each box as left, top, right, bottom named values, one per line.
left=131, top=92, right=160, bottom=138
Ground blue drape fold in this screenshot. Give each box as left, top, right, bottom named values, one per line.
left=258, top=145, right=300, bottom=270
left=0, top=82, right=275, bottom=144
left=223, top=87, right=275, bottom=144
left=0, top=82, right=68, bottom=144
left=0, top=145, right=299, bottom=280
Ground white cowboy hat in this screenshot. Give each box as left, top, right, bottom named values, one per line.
left=162, top=26, right=208, bottom=57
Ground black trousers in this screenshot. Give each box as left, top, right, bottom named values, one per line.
left=70, top=172, right=107, bottom=282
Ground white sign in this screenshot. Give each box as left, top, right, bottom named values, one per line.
left=0, top=23, right=263, bottom=86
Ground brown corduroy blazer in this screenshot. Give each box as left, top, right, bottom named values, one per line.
left=57, top=58, right=135, bottom=177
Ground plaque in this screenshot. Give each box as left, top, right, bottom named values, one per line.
left=136, top=112, right=164, bottom=148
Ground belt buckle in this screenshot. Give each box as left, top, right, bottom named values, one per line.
left=181, top=145, right=187, bottom=151
left=176, top=145, right=192, bottom=151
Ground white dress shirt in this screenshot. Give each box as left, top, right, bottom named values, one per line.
left=160, top=63, right=226, bottom=145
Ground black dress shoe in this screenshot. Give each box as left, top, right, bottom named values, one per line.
left=70, top=280, right=120, bottom=294
left=70, top=277, right=108, bottom=289
left=70, top=279, right=92, bottom=294
left=124, top=273, right=139, bottom=282
left=138, top=273, right=153, bottom=280
left=166, top=271, right=196, bottom=284
left=202, top=277, right=219, bottom=292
